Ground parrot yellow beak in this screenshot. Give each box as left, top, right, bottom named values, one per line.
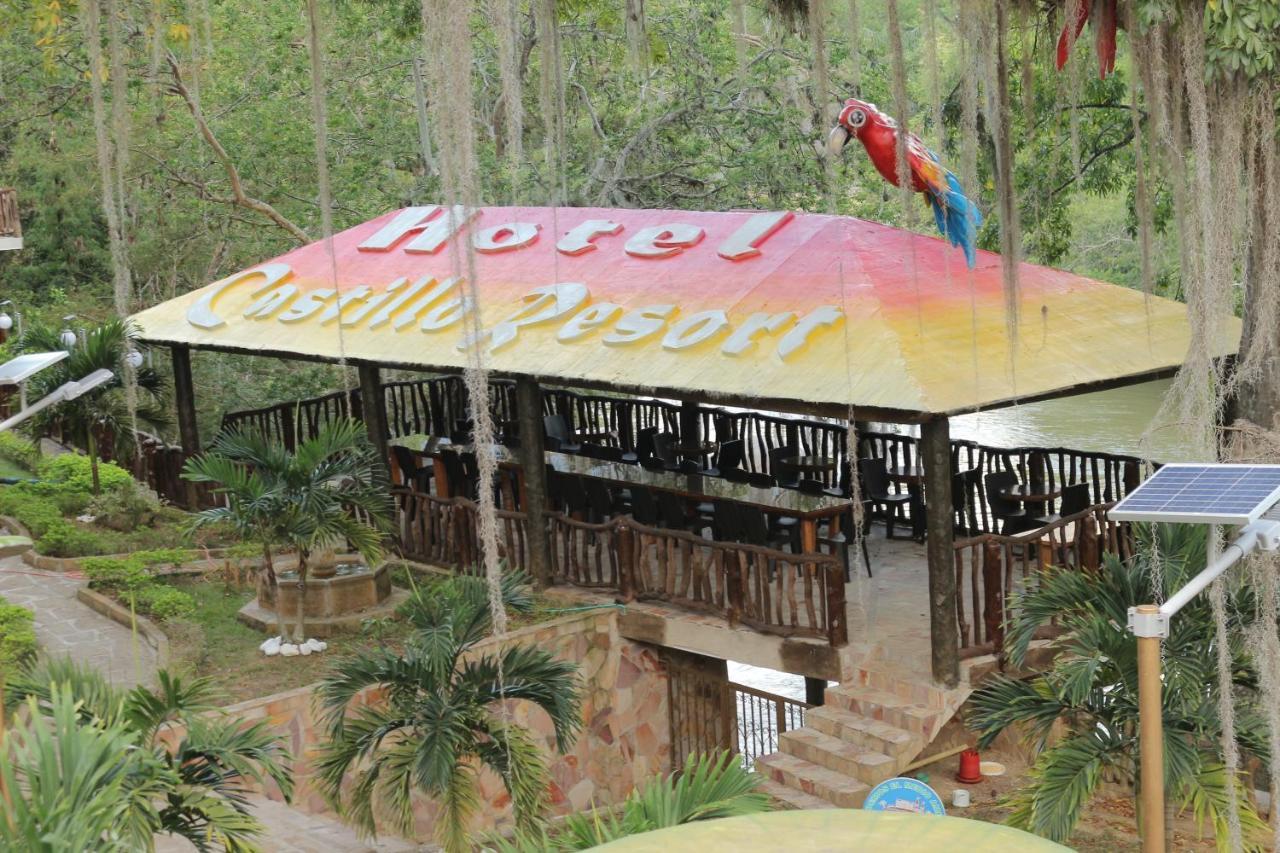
left=827, top=125, right=851, bottom=157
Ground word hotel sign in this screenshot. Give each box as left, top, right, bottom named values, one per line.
left=187, top=205, right=846, bottom=362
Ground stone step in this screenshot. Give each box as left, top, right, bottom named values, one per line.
left=805, top=705, right=922, bottom=761
left=779, top=727, right=897, bottom=786
left=754, top=752, right=869, bottom=809
left=756, top=777, right=837, bottom=811
left=855, top=668, right=947, bottom=710
left=824, top=686, right=942, bottom=739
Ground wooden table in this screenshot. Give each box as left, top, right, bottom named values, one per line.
left=425, top=444, right=854, bottom=553
left=670, top=441, right=718, bottom=461
left=887, top=465, right=927, bottom=541
left=783, top=455, right=840, bottom=474
left=1000, top=483, right=1064, bottom=503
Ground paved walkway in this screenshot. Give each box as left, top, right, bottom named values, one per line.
left=155, top=795, right=423, bottom=852
left=0, top=555, right=157, bottom=688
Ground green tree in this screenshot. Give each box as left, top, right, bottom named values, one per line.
left=13, top=317, right=168, bottom=494
left=4, top=659, right=295, bottom=852
left=182, top=418, right=392, bottom=642
left=313, top=572, right=581, bottom=852
left=967, top=524, right=1268, bottom=849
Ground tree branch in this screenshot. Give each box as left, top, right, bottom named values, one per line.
left=165, top=52, right=311, bottom=244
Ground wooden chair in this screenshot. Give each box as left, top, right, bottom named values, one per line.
left=984, top=470, right=1034, bottom=534
left=858, top=458, right=911, bottom=539
left=768, top=445, right=799, bottom=488
left=1035, top=482, right=1092, bottom=526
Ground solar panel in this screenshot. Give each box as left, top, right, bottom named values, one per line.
left=1111, top=463, right=1280, bottom=525
left=0, top=352, right=67, bottom=386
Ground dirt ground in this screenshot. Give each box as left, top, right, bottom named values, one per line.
left=916, top=746, right=1227, bottom=852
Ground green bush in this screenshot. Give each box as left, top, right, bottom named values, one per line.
left=131, top=548, right=197, bottom=568
left=0, top=487, right=62, bottom=535
left=0, top=596, right=37, bottom=672
left=82, top=556, right=151, bottom=593
left=34, top=521, right=111, bottom=558
left=134, top=585, right=196, bottom=621
left=87, top=479, right=162, bottom=532
left=36, top=454, right=132, bottom=495
left=0, top=433, right=40, bottom=472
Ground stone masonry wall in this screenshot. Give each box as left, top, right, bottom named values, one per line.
left=209, top=609, right=670, bottom=842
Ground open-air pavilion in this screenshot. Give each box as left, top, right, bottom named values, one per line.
left=129, top=203, right=1239, bottom=693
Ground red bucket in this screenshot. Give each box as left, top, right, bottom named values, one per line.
left=956, top=748, right=982, bottom=784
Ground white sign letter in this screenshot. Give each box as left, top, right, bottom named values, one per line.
left=717, top=211, right=794, bottom=260
left=602, top=305, right=676, bottom=346
left=277, top=289, right=336, bottom=324
left=188, top=263, right=292, bottom=329
left=557, top=303, right=623, bottom=342
left=776, top=306, right=844, bottom=360
left=662, top=310, right=730, bottom=351
left=624, top=224, right=704, bottom=259
left=356, top=205, right=478, bottom=254
left=557, top=220, right=623, bottom=255
left=473, top=222, right=540, bottom=254
left=721, top=311, right=796, bottom=356
left=461, top=283, right=590, bottom=352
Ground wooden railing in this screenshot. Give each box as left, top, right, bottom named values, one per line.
left=952, top=503, right=1134, bottom=661
left=731, top=681, right=810, bottom=770
left=390, top=491, right=848, bottom=647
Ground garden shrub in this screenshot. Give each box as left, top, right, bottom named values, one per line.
left=33, top=520, right=111, bottom=557
left=36, top=454, right=132, bottom=495
left=82, top=556, right=151, bottom=593
left=135, top=585, right=197, bottom=621
left=131, top=548, right=197, bottom=568
left=0, top=596, right=37, bottom=672
left=87, top=479, right=161, bottom=532
left=0, top=433, right=40, bottom=472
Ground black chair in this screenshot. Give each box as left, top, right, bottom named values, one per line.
left=1035, top=482, right=1092, bottom=526
left=706, top=439, right=745, bottom=476
left=640, top=456, right=666, bottom=472
left=629, top=487, right=660, bottom=525
left=581, top=476, right=623, bottom=522
left=652, top=433, right=679, bottom=468
left=723, top=467, right=750, bottom=484
left=797, top=478, right=826, bottom=496
left=768, top=445, right=800, bottom=488
left=656, top=490, right=697, bottom=531
left=736, top=504, right=792, bottom=549
left=544, top=414, right=580, bottom=452
left=630, top=426, right=660, bottom=463
left=747, top=472, right=778, bottom=489
left=556, top=474, right=591, bottom=519
left=451, top=418, right=474, bottom=445
left=580, top=442, right=607, bottom=460
left=984, top=470, right=1033, bottom=534
left=711, top=500, right=742, bottom=542
left=713, top=414, right=736, bottom=442
left=391, top=446, right=433, bottom=493
left=675, top=459, right=702, bottom=475
left=596, top=445, right=624, bottom=463
left=858, top=458, right=911, bottom=539
left=952, top=468, right=981, bottom=534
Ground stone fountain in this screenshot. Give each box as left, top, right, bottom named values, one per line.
left=237, top=552, right=409, bottom=638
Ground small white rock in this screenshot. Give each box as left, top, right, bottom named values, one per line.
left=304, top=638, right=326, bottom=653
left=279, top=643, right=300, bottom=657
left=299, top=644, right=312, bottom=656
left=259, top=636, right=283, bottom=656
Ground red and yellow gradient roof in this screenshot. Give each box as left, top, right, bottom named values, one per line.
left=130, top=205, right=1239, bottom=419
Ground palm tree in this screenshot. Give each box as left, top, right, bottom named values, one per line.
left=491, top=751, right=772, bottom=851
left=314, top=572, right=582, bottom=852
left=14, top=318, right=168, bottom=494
left=967, top=523, right=1268, bottom=849
left=182, top=419, right=392, bottom=642
left=4, top=659, right=294, bottom=851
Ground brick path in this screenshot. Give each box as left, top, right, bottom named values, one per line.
left=155, top=795, right=423, bottom=852
left=0, top=555, right=157, bottom=688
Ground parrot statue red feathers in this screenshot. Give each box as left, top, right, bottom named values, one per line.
left=827, top=98, right=983, bottom=269
left=1056, top=0, right=1118, bottom=79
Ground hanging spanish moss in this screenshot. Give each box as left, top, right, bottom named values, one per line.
left=808, top=0, right=834, bottom=212
left=844, top=0, right=860, bottom=95
left=411, top=57, right=438, bottom=180
left=1125, top=8, right=1155, bottom=303
left=1063, top=0, right=1084, bottom=181
left=922, top=0, right=942, bottom=151
left=1018, top=6, right=1036, bottom=131
left=987, top=1, right=1022, bottom=346
left=535, top=0, right=568, bottom=204
left=624, top=0, right=647, bottom=73
left=957, top=2, right=979, bottom=219
left=884, top=0, right=913, bottom=231
left=489, top=0, right=524, bottom=198
left=419, top=0, right=509, bottom=640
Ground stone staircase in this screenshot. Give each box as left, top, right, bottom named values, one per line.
left=755, top=666, right=970, bottom=810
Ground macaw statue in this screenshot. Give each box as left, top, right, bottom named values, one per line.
left=1057, top=0, right=1118, bottom=79
left=827, top=98, right=983, bottom=269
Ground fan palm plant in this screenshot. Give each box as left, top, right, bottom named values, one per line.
left=967, top=523, right=1268, bottom=849
left=4, top=659, right=294, bottom=851
left=491, top=751, right=772, bottom=851
left=314, top=571, right=581, bottom=852
left=182, top=418, right=392, bottom=642
left=14, top=318, right=168, bottom=494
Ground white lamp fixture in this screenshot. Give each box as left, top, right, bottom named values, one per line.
left=59, top=316, right=77, bottom=350
left=0, top=299, right=13, bottom=332
left=126, top=349, right=144, bottom=369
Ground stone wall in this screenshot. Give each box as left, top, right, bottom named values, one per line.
left=210, top=609, right=670, bottom=842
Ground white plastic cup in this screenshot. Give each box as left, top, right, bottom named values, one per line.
left=952, top=789, right=970, bottom=808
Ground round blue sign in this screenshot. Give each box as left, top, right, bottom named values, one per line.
left=863, top=777, right=947, bottom=816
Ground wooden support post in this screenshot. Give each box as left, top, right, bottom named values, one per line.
left=1136, top=604, right=1166, bottom=853
left=171, top=345, right=201, bottom=509
left=356, top=364, right=390, bottom=478
left=921, top=417, right=959, bottom=687
left=516, top=377, right=551, bottom=589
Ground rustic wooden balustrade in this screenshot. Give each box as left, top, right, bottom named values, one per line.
left=391, top=488, right=848, bottom=647
left=951, top=503, right=1134, bottom=661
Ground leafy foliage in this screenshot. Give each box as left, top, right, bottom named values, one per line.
left=4, top=659, right=294, bottom=851
left=314, top=571, right=580, bottom=851
left=0, top=595, right=37, bottom=672
left=967, top=524, right=1268, bottom=848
